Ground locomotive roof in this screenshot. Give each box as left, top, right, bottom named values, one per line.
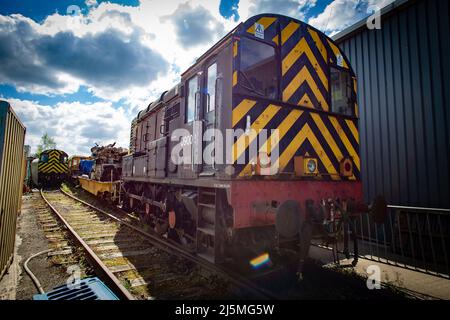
left=136, top=13, right=353, bottom=122
left=137, top=83, right=180, bottom=120
left=182, top=13, right=353, bottom=75
left=41, top=149, right=68, bottom=156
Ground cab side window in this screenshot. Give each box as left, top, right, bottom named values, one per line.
left=186, top=76, right=198, bottom=123
left=330, top=67, right=354, bottom=116
left=40, top=154, right=49, bottom=162
left=206, top=63, right=217, bottom=113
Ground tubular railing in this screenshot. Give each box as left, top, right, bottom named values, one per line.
left=352, top=205, right=450, bottom=278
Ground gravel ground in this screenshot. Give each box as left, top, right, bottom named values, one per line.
left=0, top=192, right=84, bottom=300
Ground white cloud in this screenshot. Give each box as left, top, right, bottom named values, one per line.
left=8, top=98, right=133, bottom=156
left=161, top=2, right=225, bottom=48
left=85, top=0, right=98, bottom=8
left=308, top=0, right=395, bottom=35
left=0, top=0, right=232, bottom=106
left=0, top=13, right=169, bottom=102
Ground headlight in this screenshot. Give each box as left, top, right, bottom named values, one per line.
left=306, top=159, right=317, bottom=173
left=294, top=156, right=318, bottom=176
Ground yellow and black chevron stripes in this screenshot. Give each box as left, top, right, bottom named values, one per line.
left=329, top=117, right=360, bottom=171
left=272, top=20, right=299, bottom=45
left=353, top=78, right=359, bottom=117
left=38, top=161, right=68, bottom=174
left=238, top=109, right=303, bottom=176
left=232, top=99, right=257, bottom=127
left=233, top=40, right=238, bottom=87
left=233, top=16, right=359, bottom=180
left=38, top=150, right=68, bottom=174
left=283, top=66, right=328, bottom=111
left=38, top=159, right=68, bottom=173
left=232, top=104, right=281, bottom=163
left=279, top=23, right=330, bottom=111
left=47, top=149, right=62, bottom=158
left=246, top=17, right=278, bottom=44
left=274, top=123, right=340, bottom=180
left=232, top=98, right=360, bottom=181
left=246, top=17, right=277, bottom=34
left=307, top=28, right=328, bottom=63
left=298, top=93, right=314, bottom=109
left=282, top=37, right=328, bottom=90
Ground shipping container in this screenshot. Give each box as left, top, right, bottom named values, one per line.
left=0, top=100, right=26, bottom=280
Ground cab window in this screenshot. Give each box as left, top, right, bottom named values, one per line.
left=239, top=37, right=278, bottom=99
left=330, top=67, right=354, bottom=116
left=186, top=76, right=198, bottom=123
left=40, top=154, right=48, bottom=162
left=206, top=63, right=217, bottom=113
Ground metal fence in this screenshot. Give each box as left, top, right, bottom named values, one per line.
left=350, top=205, right=450, bottom=278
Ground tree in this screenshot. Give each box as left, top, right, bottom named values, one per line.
left=36, top=132, right=56, bottom=157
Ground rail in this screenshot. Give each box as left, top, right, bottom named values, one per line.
left=40, top=189, right=135, bottom=300
left=43, top=188, right=275, bottom=300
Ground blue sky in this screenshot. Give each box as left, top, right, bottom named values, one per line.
left=0, top=0, right=392, bottom=155
left=0, top=0, right=140, bottom=22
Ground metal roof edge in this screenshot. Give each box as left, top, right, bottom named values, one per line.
left=332, top=0, right=413, bottom=42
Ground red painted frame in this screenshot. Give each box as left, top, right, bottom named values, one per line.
left=230, top=180, right=363, bottom=229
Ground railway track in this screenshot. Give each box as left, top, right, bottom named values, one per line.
left=34, top=194, right=92, bottom=271
left=39, top=189, right=275, bottom=300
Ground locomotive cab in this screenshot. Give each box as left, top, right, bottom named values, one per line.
left=122, top=14, right=366, bottom=269
left=37, top=149, right=69, bottom=188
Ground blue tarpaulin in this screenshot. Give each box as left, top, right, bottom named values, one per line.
left=79, top=159, right=94, bottom=175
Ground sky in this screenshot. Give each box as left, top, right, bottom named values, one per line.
left=0, top=0, right=394, bottom=156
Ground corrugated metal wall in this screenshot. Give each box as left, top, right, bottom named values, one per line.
left=335, top=0, right=450, bottom=208
left=0, top=101, right=26, bottom=280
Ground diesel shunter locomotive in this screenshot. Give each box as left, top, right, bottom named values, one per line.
left=31, top=149, right=69, bottom=188
left=122, top=14, right=377, bottom=272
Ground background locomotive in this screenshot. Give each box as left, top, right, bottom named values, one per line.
left=119, top=13, right=367, bottom=268
left=31, top=149, right=69, bottom=188
left=68, top=155, right=91, bottom=178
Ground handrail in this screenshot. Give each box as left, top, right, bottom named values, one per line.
left=387, top=205, right=450, bottom=214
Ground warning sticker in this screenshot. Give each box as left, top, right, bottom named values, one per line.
left=336, top=54, right=344, bottom=67
left=254, top=22, right=264, bottom=39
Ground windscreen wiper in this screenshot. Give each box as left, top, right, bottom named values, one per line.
left=238, top=70, right=265, bottom=97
